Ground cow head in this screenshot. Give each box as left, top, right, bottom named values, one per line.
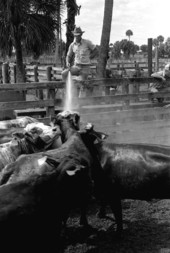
left=51, top=111, right=80, bottom=143
left=12, top=122, right=62, bottom=153
left=84, top=123, right=108, bottom=143
left=52, top=111, right=80, bottom=130
left=80, top=123, right=108, bottom=147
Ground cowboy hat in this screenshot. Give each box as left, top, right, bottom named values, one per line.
left=72, top=27, right=85, bottom=36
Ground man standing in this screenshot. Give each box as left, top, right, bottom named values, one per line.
left=62, top=26, right=98, bottom=96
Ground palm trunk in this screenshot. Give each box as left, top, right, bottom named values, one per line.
left=55, top=4, right=61, bottom=67
left=65, top=0, right=77, bottom=55
left=97, top=0, right=114, bottom=78
left=14, top=35, right=25, bottom=83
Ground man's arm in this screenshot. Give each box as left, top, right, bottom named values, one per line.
left=66, top=44, right=74, bottom=67
left=90, top=47, right=99, bottom=60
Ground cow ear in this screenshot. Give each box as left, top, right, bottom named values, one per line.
left=101, top=133, right=108, bottom=140
left=66, top=165, right=85, bottom=176
left=93, top=131, right=108, bottom=143
left=37, top=156, right=47, bottom=166
left=12, top=131, right=25, bottom=139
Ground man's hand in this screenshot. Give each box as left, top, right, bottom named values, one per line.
left=66, top=62, right=71, bottom=68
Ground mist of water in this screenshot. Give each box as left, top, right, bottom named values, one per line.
left=64, top=71, right=73, bottom=111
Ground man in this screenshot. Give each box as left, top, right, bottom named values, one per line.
left=150, top=63, right=170, bottom=92
left=62, top=27, right=98, bottom=96
left=149, top=63, right=170, bottom=103
left=151, top=63, right=170, bottom=82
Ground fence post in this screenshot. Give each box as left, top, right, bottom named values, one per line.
left=34, top=65, right=40, bottom=98
left=46, top=66, right=53, bottom=100
left=155, top=46, right=159, bottom=71
left=36, top=65, right=44, bottom=100
left=2, top=63, right=9, bottom=83
left=122, top=79, right=129, bottom=107
left=9, top=64, right=16, bottom=83
left=148, top=38, right=153, bottom=76
left=46, top=66, right=52, bottom=81
left=46, top=88, right=55, bottom=117
left=34, top=65, right=38, bottom=82
left=133, top=82, right=139, bottom=102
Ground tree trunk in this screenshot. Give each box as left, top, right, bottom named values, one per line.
left=14, top=34, right=26, bottom=83
left=55, top=4, right=62, bottom=67
left=65, top=0, right=77, bottom=55
left=97, top=0, right=114, bottom=78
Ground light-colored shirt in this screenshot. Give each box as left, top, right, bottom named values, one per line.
left=67, top=38, right=96, bottom=65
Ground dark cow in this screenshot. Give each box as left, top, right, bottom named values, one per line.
left=0, top=171, right=63, bottom=252
left=0, top=111, right=100, bottom=251
left=85, top=127, right=170, bottom=236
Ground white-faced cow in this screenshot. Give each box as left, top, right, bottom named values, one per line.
left=0, top=121, right=62, bottom=173
left=0, top=116, right=38, bottom=144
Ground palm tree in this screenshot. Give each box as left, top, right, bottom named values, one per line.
left=0, top=0, right=60, bottom=83
left=126, top=29, right=133, bottom=41
left=157, top=35, right=164, bottom=46
left=153, top=38, right=159, bottom=47
left=65, top=0, right=81, bottom=55
left=54, top=1, right=65, bottom=66
left=97, top=0, right=114, bottom=78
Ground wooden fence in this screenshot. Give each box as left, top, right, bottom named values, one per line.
left=1, top=60, right=165, bottom=84
left=1, top=58, right=169, bottom=85
left=0, top=77, right=170, bottom=147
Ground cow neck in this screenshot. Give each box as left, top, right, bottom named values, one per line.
left=59, top=119, right=76, bottom=143
left=18, top=138, right=35, bottom=154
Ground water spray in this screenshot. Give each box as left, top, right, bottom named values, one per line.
left=64, top=69, right=73, bottom=111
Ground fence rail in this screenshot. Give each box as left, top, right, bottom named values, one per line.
left=0, top=77, right=170, bottom=145
left=0, top=77, right=168, bottom=121
left=1, top=60, right=167, bottom=84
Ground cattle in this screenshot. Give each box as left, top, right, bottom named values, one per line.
left=0, top=116, right=38, bottom=129
left=0, top=121, right=62, bottom=173
left=0, top=111, right=101, bottom=251
left=0, top=116, right=38, bottom=144
left=85, top=127, right=170, bottom=236
left=0, top=171, right=63, bottom=252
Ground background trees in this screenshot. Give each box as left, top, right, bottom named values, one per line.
left=109, top=39, right=139, bottom=60
left=126, top=29, right=133, bottom=41
left=0, top=0, right=60, bottom=82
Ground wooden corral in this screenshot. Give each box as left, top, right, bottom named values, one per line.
left=3, top=60, right=166, bottom=84
left=0, top=76, right=170, bottom=146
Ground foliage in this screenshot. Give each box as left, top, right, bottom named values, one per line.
left=0, top=0, right=61, bottom=58
left=109, top=39, right=139, bottom=59
left=126, top=29, right=133, bottom=41
left=157, top=35, right=164, bottom=45
left=0, top=0, right=62, bottom=82
left=164, top=37, right=170, bottom=57
left=153, top=38, right=159, bottom=47
left=110, top=41, right=121, bottom=59
left=140, top=44, right=148, bottom=53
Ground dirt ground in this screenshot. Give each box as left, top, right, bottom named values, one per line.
left=62, top=199, right=170, bottom=253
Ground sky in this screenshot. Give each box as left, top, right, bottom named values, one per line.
left=61, top=0, right=170, bottom=47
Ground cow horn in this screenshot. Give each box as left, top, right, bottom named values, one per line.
left=66, top=165, right=85, bottom=176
